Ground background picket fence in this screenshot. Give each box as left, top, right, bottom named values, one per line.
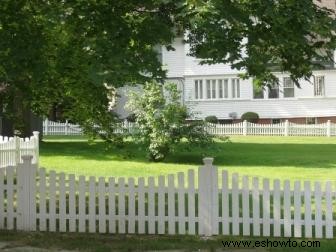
left=43, top=119, right=135, bottom=136
left=0, top=156, right=335, bottom=238
left=206, top=120, right=336, bottom=137
left=43, top=119, right=336, bottom=137
left=0, top=132, right=39, bottom=168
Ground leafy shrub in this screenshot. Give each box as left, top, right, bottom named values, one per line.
left=241, top=112, right=259, bottom=123
left=127, top=81, right=212, bottom=161
left=205, top=115, right=218, bottom=124
left=126, top=113, right=136, bottom=122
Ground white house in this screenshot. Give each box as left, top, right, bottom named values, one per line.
left=161, top=37, right=336, bottom=124
left=115, top=0, right=336, bottom=124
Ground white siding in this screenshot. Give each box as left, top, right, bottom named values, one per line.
left=187, top=98, right=336, bottom=119
left=184, top=70, right=336, bottom=119
left=162, top=37, right=185, bottom=78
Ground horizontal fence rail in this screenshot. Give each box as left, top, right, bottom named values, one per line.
left=44, top=119, right=336, bottom=137
left=0, top=156, right=335, bottom=238
left=0, top=132, right=39, bottom=168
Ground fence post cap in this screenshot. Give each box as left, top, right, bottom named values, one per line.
left=203, top=157, right=214, bottom=166
left=21, top=155, right=34, bottom=163
left=32, top=131, right=40, bottom=139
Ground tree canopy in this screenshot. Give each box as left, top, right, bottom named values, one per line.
left=186, top=0, right=336, bottom=86
left=0, top=0, right=335, bottom=136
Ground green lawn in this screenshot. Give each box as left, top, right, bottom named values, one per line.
left=40, top=136, right=336, bottom=183
left=1, top=231, right=335, bottom=252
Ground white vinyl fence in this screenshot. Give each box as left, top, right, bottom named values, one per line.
left=206, top=120, right=336, bottom=137
left=0, top=156, right=335, bottom=238
left=0, top=132, right=39, bottom=168
left=43, top=119, right=136, bottom=136
left=44, top=119, right=336, bottom=137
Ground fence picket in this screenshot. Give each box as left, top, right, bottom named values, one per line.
left=137, top=177, right=145, bottom=234
left=283, top=180, right=291, bottom=237
left=108, top=178, right=116, bottom=233
left=49, top=171, right=57, bottom=232
left=222, top=171, right=229, bottom=235
left=78, top=176, right=86, bottom=233
left=89, top=177, right=96, bottom=233
left=304, top=181, right=312, bottom=238
left=118, top=178, right=126, bottom=234
left=273, top=179, right=281, bottom=237
left=262, top=179, right=270, bottom=237
left=59, top=173, right=66, bottom=232
left=242, top=176, right=250, bottom=236
left=148, top=177, right=155, bottom=234
left=252, top=177, right=260, bottom=236
left=98, top=177, right=106, bottom=233
left=158, top=176, right=165, bottom=234
left=6, top=166, right=14, bottom=230
left=68, top=174, right=76, bottom=232
left=128, top=178, right=136, bottom=234
left=293, top=181, right=301, bottom=237
left=178, top=172, right=185, bottom=234
left=38, top=169, right=47, bottom=231
left=168, top=174, right=175, bottom=234
left=232, top=173, right=239, bottom=235
left=314, top=182, right=323, bottom=238
left=187, top=170, right=195, bottom=235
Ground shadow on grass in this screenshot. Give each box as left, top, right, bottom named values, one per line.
left=40, top=139, right=336, bottom=169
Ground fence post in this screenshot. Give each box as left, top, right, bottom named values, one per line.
left=15, top=136, right=20, bottom=165
left=198, top=157, right=218, bottom=236
left=243, top=120, right=248, bottom=136
left=44, top=118, right=49, bottom=135
left=32, top=131, right=39, bottom=165
left=65, top=120, right=69, bottom=135
left=284, top=120, right=289, bottom=136
left=327, top=120, right=331, bottom=137
left=17, top=155, right=36, bottom=231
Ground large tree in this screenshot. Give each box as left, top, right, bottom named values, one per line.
left=0, top=0, right=185, bottom=136
left=186, top=0, right=336, bottom=86
left=1, top=0, right=335, bottom=137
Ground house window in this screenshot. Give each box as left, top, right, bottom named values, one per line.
left=204, top=79, right=218, bottom=99
left=194, top=80, right=203, bottom=99
left=314, top=76, right=325, bottom=96
left=253, top=82, right=264, bottom=99
left=283, top=77, right=294, bottom=98
left=218, top=79, right=229, bottom=98
left=218, top=80, right=223, bottom=98
left=268, top=83, right=279, bottom=99
left=223, top=79, right=228, bottom=98
left=206, top=80, right=211, bottom=99
left=232, top=78, right=240, bottom=98
left=272, top=119, right=281, bottom=124
left=212, top=80, right=216, bottom=98
left=306, top=117, right=317, bottom=124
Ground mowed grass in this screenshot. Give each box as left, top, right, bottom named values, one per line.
left=40, top=136, right=336, bottom=183
left=1, top=231, right=336, bottom=252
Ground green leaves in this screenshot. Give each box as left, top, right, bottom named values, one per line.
left=186, top=0, right=336, bottom=86
left=127, top=81, right=212, bottom=161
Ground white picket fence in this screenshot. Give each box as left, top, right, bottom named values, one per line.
left=0, top=156, right=335, bottom=238
left=0, top=132, right=39, bottom=168
left=43, top=119, right=136, bottom=136
left=206, top=120, right=336, bottom=137
left=43, top=119, right=336, bottom=137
